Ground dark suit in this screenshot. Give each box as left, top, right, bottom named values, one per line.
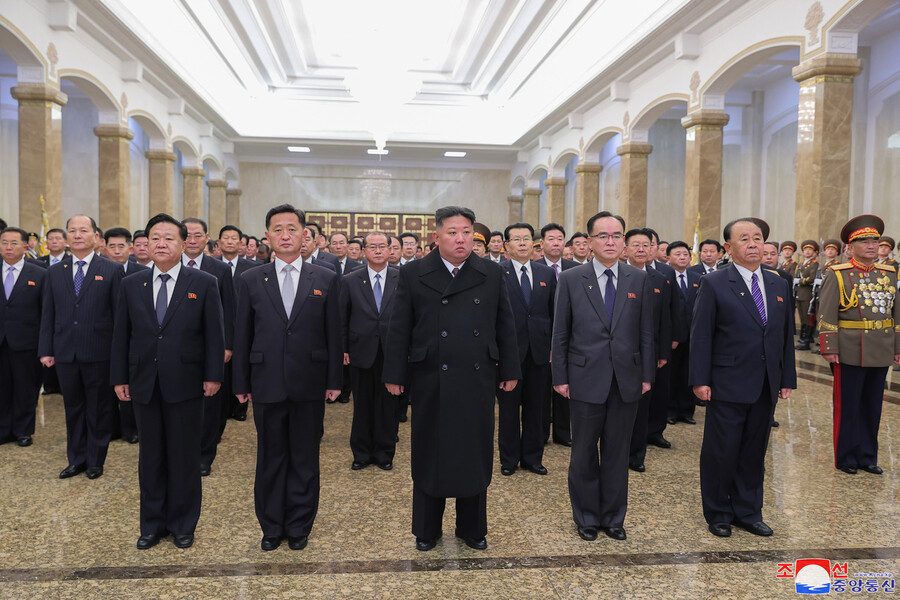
left=37, top=255, right=68, bottom=395
left=123, top=261, right=150, bottom=276
left=552, top=261, right=654, bottom=530
left=336, top=257, right=364, bottom=277
left=0, top=261, right=46, bottom=443
left=313, top=250, right=340, bottom=271
left=113, top=261, right=150, bottom=440
left=223, top=255, right=262, bottom=420
left=110, top=266, right=225, bottom=537
left=40, top=255, right=124, bottom=468
left=39, top=253, right=68, bottom=267
left=688, top=263, right=716, bottom=276
left=340, top=266, right=399, bottom=465
left=232, top=260, right=342, bottom=540
left=690, top=264, right=796, bottom=527
left=645, top=261, right=677, bottom=442
left=382, top=251, right=520, bottom=541
left=668, top=268, right=702, bottom=420
left=498, top=260, right=555, bottom=470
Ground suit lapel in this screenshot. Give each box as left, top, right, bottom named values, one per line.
left=763, top=269, right=783, bottom=327
left=381, top=268, right=398, bottom=314
left=727, top=265, right=764, bottom=329
left=444, top=254, right=487, bottom=296
left=610, top=266, right=630, bottom=331
left=419, top=251, right=453, bottom=295
left=76, top=255, right=101, bottom=298
left=581, top=267, right=610, bottom=327
left=60, top=256, right=77, bottom=298
left=262, top=263, right=289, bottom=322
left=160, top=268, right=191, bottom=330
left=287, top=266, right=314, bottom=325
left=504, top=264, right=527, bottom=309
left=6, top=263, right=31, bottom=301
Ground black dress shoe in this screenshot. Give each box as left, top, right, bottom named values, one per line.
left=233, top=412, right=247, bottom=421
left=200, top=465, right=211, bottom=476
left=399, top=414, right=408, bottom=423
left=577, top=526, right=598, bottom=541
left=126, top=434, right=139, bottom=444
left=261, top=536, right=282, bottom=551
left=137, top=533, right=163, bottom=549
left=677, top=416, right=697, bottom=425
left=647, top=436, right=671, bottom=449
left=735, top=521, right=773, bottom=536
left=708, top=523, right=732, bottom=537
left=629, top=463, right=646, bottom=473
left=463, top=537, right=487, bottom=550
left=59, top=464, right=86, bottom=479
left=17, top=436, right=32, bottom=447
left=351, top=461, right=369, bottom=470
left=523, top=463, right=548, bottom=475
left=86, top=466, right=103, bottom=479
left=173, top=534, right=194, bottom=548
left=377, top=462, right=393, bottom=471
left=771, top=420, right=780, bottom=428
left=860, top=465, right=883, bottom=474
left=601, top=526, right=626, bottom=540
left=416, top=537, right=437, bottom=551
left=338, top=396, right=350, bottom=404
left=557, top=440, right=572, bottom=447
left=288, top=535, right=308, bottom=550
left=666, top=417, right=677, bottom=425
left=500, top=466, right=516, bottom=476
left=837, top=465, right=858, bottom=475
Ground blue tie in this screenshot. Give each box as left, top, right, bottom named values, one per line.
left=604, top=268, right=616, bottom=321
left=751, top=272, right=766, bottom=326
left=520, top=265, right=531, bottom=305
left=679, top=273, right=687, bottom=297
left=373, top=272, right=383, bottom=312
left=74, top=260, right=86, bottom=296
left=156, top=273, right=170, bottom=326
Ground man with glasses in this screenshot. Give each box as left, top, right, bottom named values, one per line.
left=398, top=232, right=419, bottom=266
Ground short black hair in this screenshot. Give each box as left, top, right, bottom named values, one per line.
left=586, top=211, right=626, bottom=235
left=364, top=231, right=390, bottom=247
left=65, top=214, right=99, bottom=233
left=182, top=217, right=208, bottom=234
left=570, top=232, right=588, bottom=242
left=722, top=219, right=762, bottom=243
left=658, top=240, right=668, bottom=246
left=0, top=226, right=28, bottom=243
left=219, top=225, right=243, bottom=239
left=625, top=228, right=650, bottom=244
left=265, top=204, right=306, bottom=229
left=146, top=213, right=188, bottom=241
left=104, top=227, right=132, bottom=244
left=389, top=235, right=402, bottom=245
left=248, top=236, right=259, bottom=245
left=0, top=218, right=7, bottom=231
left=763, top=241, right=779, bottom=250
left=435, top=206, right=476, bottom=228
left=699, top=238, right=723, bottom=252
left=490, top=230, right=503, bottom=240
left=307, top=222, right=323, bottom=237
left=540, top=222, right=566, bottom=239
left=666, top=241, right=690, bottom=255
left=47, top=228, right=66, bottom=239
left=132, top=230, right=148, bottom=242
left=643, top=228, right=659, bottom=244
left=329, top=231, right=349, bottom=243
left=504, top=222, right=535, bottom=240
left=348, top=238, right=363, bottom=249
left=398, top=231, right=420, bottom=243
left=206, top=240, right=217, bottom=253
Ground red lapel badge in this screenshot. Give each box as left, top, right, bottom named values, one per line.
left=313, top=289, right=323, bottom=296
left=188, top=292, right=197, bottom=300
left=95, top=275, right=103, bottom=281
left=627, top=292, right=636, bottom=299
left=539, top=281, right=547, bottom=287
left=777, top=296, right=784, bottom=302
left=27, top=280, right=35, bottom=286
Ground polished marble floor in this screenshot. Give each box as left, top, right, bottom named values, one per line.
left=2, top=356, right=900, bottom=599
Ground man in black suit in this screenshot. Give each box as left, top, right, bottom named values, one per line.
left=398, top=232, right=419, bottom=266
left=307, top=222, right=341, bottom=271
left=552, top=211, right=654, bottom=542
left=329, top=231, right=364, bottom=276
left=340, top=231, right=399, bottom=470
left=689, top=239, right=722, bottom=275
left=383, top=206, right=520, bottom=552
left=40, top=216, right=124, bottom=478
left=665, top=241, right=702, bottom=424
left=111, top=213, right=225, bottom=550
left=182, top=218, right=235, bottom=476
left=690, top=218, right=796, bottom=538
left=0, top=227, right=47, bottom=446
left=38, top=228, right=68, bottom=267
left=537, top=222, right=577, bottom=446
left=132, top=230, right=153, bottom=268
left=233, top=204, right=342, bottom=552
left=644, top=228, right=677, bottom=448
left=497, top=222, right=555, bottom=476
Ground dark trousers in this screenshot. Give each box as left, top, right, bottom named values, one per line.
left=229, top=360, right=247, bottom=419
left=412, top=485, right=487, bottom=541
left=0, top=340, right=41, bottom=441
left=133, top=379, right=203, bottom=536
left=350, top=349, right=398, bottom=465
left=498, top=353, right=548, bottom=469
left=119, top=396, right=138, bottom=439
left=668, top=343, right=696, bottom=420
left=200, top=388, right=229, bottom=468
left=647, top=363, right=670, bottom=439
left=699, top=382, right=774, bottom=526
left=42, top=363, right=60, bottom=393
left=629, top=389, right=652, bottom=466
left=568, top=379, right=638, bottom=529
left=548, top=389, right=571, bottom=443
left=57, top=360, right=113, bottom=468
left=339, top=364, right=352, bottom=401
left=832, top=363, right=889, bottom=468
left=253, top=400, right=322, bottom=538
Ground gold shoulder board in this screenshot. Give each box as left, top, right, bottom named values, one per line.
left=875, top=263, right=896, bottom=272
left=763, top=269, right=779, bottom=276
left=831, top=263, right=852, bottom=271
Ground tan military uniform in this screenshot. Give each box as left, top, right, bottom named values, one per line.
left=796, top=258, right=818, bottom=324
left=780, top=259, right=798, bottom=278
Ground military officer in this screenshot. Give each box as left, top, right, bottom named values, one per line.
left=817, top=215, right=900, bottom=475
left=795, top=241, right=820, bottom=351
left=878, top=236, right=898, bottom=269
left=822, top=240, right=843, bottom=270
left=779, top=241, right=798, bottom=277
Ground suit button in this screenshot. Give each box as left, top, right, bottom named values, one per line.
left=761, top=355, right=766, bottom=361
left=153, top=358, right=158, bottom=363
left=474, top=298, right=480, bottom=304
left=73, top=321, right=78, bottom=325
left=157, top=335, right=163, bottom=340
left=473, top=330, right=479, bottom=336
left=474, top=363, right=480, bottom=370
left=441, top=364, right=448, bottom=371
left=287, top=331, right=292, bottom=336
left=442, top=298, right=448, bottom=305
left=441, top=331, right=447, bottom=338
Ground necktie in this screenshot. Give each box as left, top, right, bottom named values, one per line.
left=51, top=256, right=59, bottom=265
left=751, top=272, right=766, bottom=326
left=4, top=266, right=14, bottom=300
left=452, top=267, right=459, bottom=277
left=156, top=273, right=170, bottom=326
left=74, top=260, right=86, bottom=296
left=552, top=263, right=559, bottom=281
left=227, top=261, right=233, bottom=268
left=281, top=264, right=295, bottom=317
left=604, top=268, right=616, bottom=321
left=373, top=272, right=383, bottom=312
left=679, top=273, right=687, bottom=297
left=188, top=259, right=196, bottom=268
left=520, top=265, right=531, bottom=305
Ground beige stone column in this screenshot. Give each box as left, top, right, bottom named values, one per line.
left=206, top=179, right=227, bottom=237
left=94, top=125, right=134, bottom=230
left=574, top=162, right=602, bottom=232
left=507, top=195, right=523, bottom=225
left=544, top=177, right=567, bottom=225
left=146, top=150, right=176, bottom=216
left=10, top=84, right=67, bottom=231
left=522, top=187, right=542, bottom=228
left=181, top=166, right=205, bottom=220
left=792, top=54, right=861, bottom=241
left=616, top=142, right=652, bottom=229
left=681, top=110, right=729, bottom=242
left=225, top=188, right=242, bottom=228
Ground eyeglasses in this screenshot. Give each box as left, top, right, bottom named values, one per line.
left=509, top=237, right=533, bottom=243
left=590, top=233, right=624, bottom=241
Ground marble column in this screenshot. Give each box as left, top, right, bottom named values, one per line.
left=522, top=187, right=542, bottom=228
left=507, top=194, right=523, bottom=225
left=574, top=162, right=602, bottom=232
left=145, top=150, right=176, bottom=216
left=225, top=187, right=242, bottom=228
left=206, top=179, right=227, bottom=237
left=94, top=125, right=134, bottom=230
left=544, top=177, right=567, bottom=225
left=10, top=83, right=67, bottom=231
left=616, top=142, right=652, bottom=229
left=681, top=110, right=729, bottom=242
left=792, top=54, right=861, bottom=241
left=181, top=166, right=205, bottom=219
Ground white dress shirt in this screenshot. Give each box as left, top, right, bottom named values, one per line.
left=48, top=252, right=65, bottom=266
left=733, top=262, right=768, bottom=317
left=367, top=265, right=388, bottom=294
left=592, top=259, right=619, bottom=302
left=275, top=255, right=304, bottom=296
left=441, top=256, right=463, bottom=276
left=182, top=253, right=204, bottom=269
left=70, top=251, right=95, bottom=282
left=510, top=258, right=532, bottom=290
left=221, top=256, right=238, bottom=277
left=489, top=254, right=502, bottom=263
left=3, top=257, right=25, bottom=290
left=152, top=262, right=182, bottom=309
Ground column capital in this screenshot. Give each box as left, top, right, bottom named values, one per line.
left=206, top=178, right=228, bottom=189
left=615, top=142, right=653, bottom=157
left=181, top=166, right=206, bottom=177
left=225, top=188, right=243, bottom=197
left=146, top=149, right=177, bottom=162
left=792, top=53, right=861, bottom=83
left=93, top=124, right=134, bottom=141
left=507, top=194, right=523, bottom=203
left=681, top=110, right=730, bottom=130
left=544, top=177, right=567, bottom=188
left=10, top=83, right=67, bottom=106
left=574, top=162, right=602, bottom=175
left=522, top=187, right=542, bottom=197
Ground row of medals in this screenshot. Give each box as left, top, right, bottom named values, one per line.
left=857, top=274, right=896, bottom=315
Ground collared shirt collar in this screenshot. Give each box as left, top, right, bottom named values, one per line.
left=182, top=253, right=204, bottom=268
left=732, top=261, right=763, bottom=284
left=153, top=260, right=182, bottom=281
left=510, top=257, right=532, bottom=276
left=440, top=255, right=464, bottom=275
left=3, top=256, right=25, bottom=272
left=367, top=264, right=387, bottom=281
left=592, top=258, right=619, bottom=279
left=627, top=260, right=646, bottom=272
left=545, top=257, right=562, bottom=269
left=71, top=251, right=95, bottom=269
left=274, top=255, right=304, bottom=275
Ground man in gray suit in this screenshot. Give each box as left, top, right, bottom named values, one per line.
left=551, top=211, right=654, bottom=542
